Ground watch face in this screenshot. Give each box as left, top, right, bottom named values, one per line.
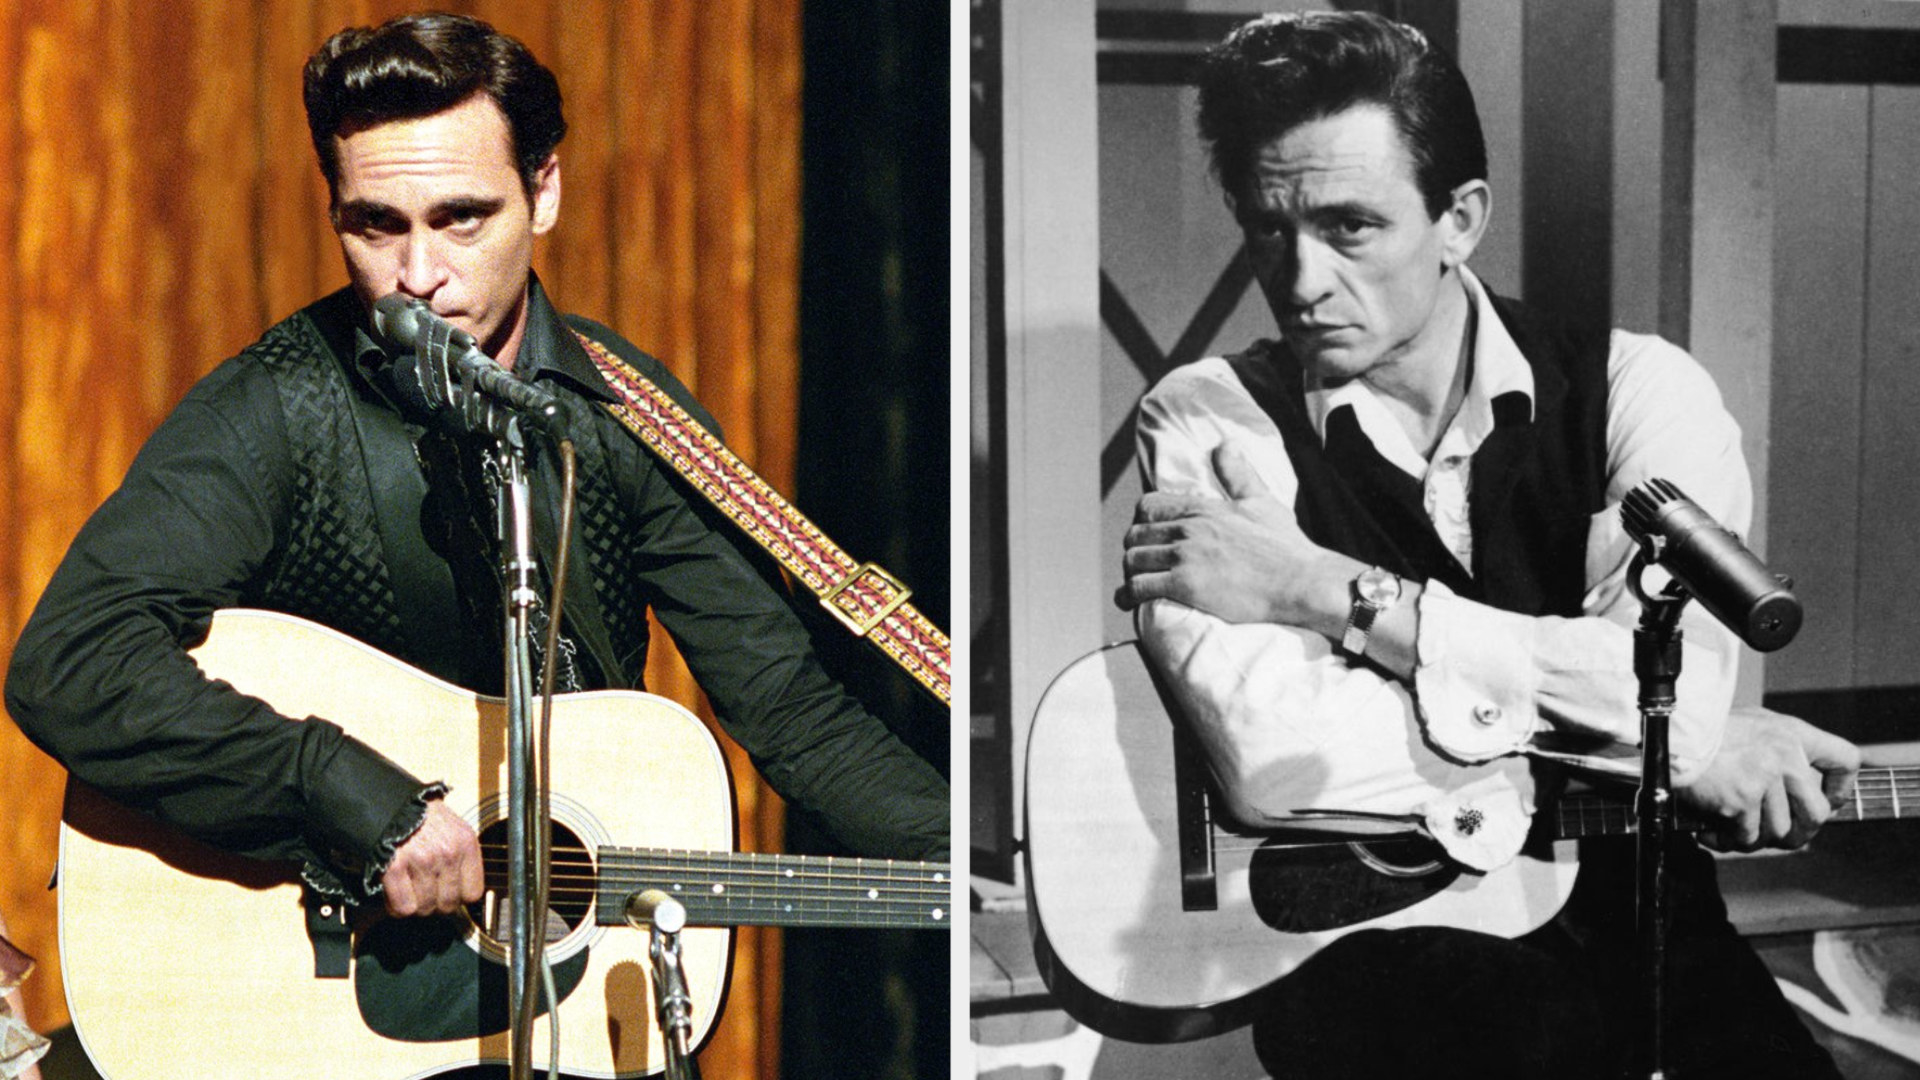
left=1357, top=569, right=1402, bottom=607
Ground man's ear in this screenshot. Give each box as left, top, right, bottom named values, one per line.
left=1438, top=179, right=1490, bottom=270
left=531, top=154, right=561, bottom=236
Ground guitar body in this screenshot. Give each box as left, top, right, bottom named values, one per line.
left=1022, top=642, right=1580, bottom=1042
left=60, top=609, right=734, bottom=1079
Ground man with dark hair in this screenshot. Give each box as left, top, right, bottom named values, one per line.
left=6, top=12, right=945, bottom=1074
left=1118, top=12, right=1851, bottom=1078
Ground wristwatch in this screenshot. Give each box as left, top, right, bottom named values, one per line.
left=1341, top=567, right=1403, bottom=658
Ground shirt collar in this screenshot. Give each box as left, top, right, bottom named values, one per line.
left=1302, top=267, right=1535, bottom=469
left=353, top=274, right=619, bottom=405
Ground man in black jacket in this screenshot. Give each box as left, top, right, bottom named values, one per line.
left=7, top=10, right=943, bottom=960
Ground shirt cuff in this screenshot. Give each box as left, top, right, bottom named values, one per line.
left=1412, top=580, right=1541, bottom=762
left=298, top=722, right=444, bottom=902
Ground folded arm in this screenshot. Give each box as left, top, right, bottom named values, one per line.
left=1120, top=344, right=1854, bottom=852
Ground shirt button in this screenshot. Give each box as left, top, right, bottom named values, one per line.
left=1472, top=703, right=1503, bottom=727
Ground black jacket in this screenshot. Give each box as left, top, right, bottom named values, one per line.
left=7, top=279, right=948, bottom=898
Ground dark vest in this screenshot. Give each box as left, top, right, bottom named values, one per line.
left=240, top=291, right=656, bottom=691
left=1227, top=293, right=1612, bottom=616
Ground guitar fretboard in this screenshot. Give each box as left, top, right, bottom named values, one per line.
left=593, top=847, right=952, bottom=930
left=1553, top=765, right=1920, bottom=838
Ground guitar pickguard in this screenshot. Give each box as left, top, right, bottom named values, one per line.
left=354, top=912, right=588, bottom=1041
left=1247, top=839, right=1459, bottom=933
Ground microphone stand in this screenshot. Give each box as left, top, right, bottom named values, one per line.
left=627, top=890, right=701, bottom=1080
left=386, top=297, right=561, bottom=1080
left=1627, top=546, right=1689, bottom=1080
left=486, top=411, right=543, bottom=1080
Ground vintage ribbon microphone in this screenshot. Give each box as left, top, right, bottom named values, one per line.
left=1619, top=478, right=1801, bottom=1080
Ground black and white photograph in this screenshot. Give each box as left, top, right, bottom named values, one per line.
left=970, top=3, right=1920, bottom=1078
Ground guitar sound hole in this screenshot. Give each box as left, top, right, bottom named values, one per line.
left=467, top=818, right=595, bottom=949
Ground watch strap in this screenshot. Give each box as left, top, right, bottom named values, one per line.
left=1340, top=602, right=1380, bottom=657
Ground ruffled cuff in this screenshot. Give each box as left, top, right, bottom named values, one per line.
left=298, top=719, right=448, bottom=903
left=302, top=782, right=448, bottom=903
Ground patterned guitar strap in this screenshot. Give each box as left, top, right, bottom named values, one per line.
left=574, top=331, right=952, bottom=708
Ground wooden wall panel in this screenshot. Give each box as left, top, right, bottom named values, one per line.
left=1769, top=84, right=1869, bottom=693
left=0, top=6, right=803, bottom=1077
left=1857, top=84, right=1920, bottom=687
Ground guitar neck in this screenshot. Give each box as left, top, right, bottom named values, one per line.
left=1554, top=765, right=1920, bottom=839
left=594, top=847, right=952, bottom=930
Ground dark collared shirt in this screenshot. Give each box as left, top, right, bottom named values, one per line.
left=7, top=280, right=948, bottom=897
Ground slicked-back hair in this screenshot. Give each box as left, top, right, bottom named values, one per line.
left=1197, top=11, right=1486, bottom=220
left=303, top=12, right=566, bottom=203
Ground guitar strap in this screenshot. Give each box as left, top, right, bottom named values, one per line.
left=572, top=331, right=952, bottom=708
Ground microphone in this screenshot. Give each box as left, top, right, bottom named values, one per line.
left=1619, top=478, right=1802, bottom=652
left=370, top=293, right=566, bottom=436
left=623, top=888, right=688, bottom=934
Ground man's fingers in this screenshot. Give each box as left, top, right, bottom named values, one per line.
left=1123, top=519, right=1180, bottom=552
left=385, top=874, right=419, bottom=917
left=1212, top=442, right=1271, bottom=501
left=384, top=798, right=482, bottom=916
left=1781, top=766, right=1830, bottom=849
left=1121, top=542, right=1176, bottom=576
left=1115, top=572, right=1172, bottom=612
left=1135, top=490, right=1212, bottom=524
left=460, top=848, right=485, bottom=904
left=1804, top=726, right=1862, bottom=804
left=1759, top=782, right=1794, bottom=850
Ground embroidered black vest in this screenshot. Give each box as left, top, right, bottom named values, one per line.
left=242, top=291, right=654, bottom=691
left=1227, top=293, right=1612, bottom=616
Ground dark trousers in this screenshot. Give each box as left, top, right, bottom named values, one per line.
left=1252, top=839, right=1841, bottom=1080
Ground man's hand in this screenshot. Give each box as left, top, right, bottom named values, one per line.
left=1119, top=442, right=1348, bottom=625
left=382, top=797, right=484, bottom=917
left=1677, top=706, right=1859, bottom=852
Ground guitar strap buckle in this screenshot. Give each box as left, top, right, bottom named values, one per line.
left=821, top=562, right=912, bottom=637
left=304, top=889, right=352, bottom=979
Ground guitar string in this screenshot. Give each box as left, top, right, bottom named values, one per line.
left=464, top=852, right=953, bottom=904
left=477, top=866, right=954, bottom=893
left=473, top=844, right=952, bottom=885
left=474, top=863, right=950, bottom=893
left=472, top=842, right=952, bottom=869
left=1197, top=772, right=1920, bottom=853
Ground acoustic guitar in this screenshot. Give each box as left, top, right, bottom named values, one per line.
left=59, top=608, right=951, bottom=1079
left=1023, top=641, right=1916, bottom=1042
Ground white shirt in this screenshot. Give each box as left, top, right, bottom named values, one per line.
left=1134, top=269, right=1749, bottom=868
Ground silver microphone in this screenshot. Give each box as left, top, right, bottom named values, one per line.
left=370, top=293, right=565, bottom=435
left=1620, top=478, right=1801, bottom=652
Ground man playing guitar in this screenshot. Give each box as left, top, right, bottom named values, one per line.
left=7, top=13, right=946, bottom=1079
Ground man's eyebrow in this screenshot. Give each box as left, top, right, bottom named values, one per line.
left=1304, top=199, right=1386, bottom=220
left=335, top=198, right=397, bottom=222
left=1239, top=197, right=1381, bottom=225
left=333, top=196, right=507, bottom=222
left=436, top=195, right=507, bottom=217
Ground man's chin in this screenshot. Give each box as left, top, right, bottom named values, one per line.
left=1286, top=339, right=1374, bottom=379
